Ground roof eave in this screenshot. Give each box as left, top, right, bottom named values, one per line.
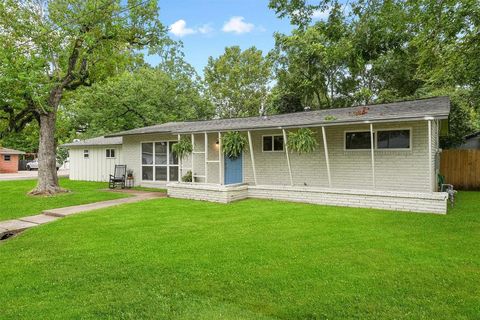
left=172, top=114, right=450, bottom=134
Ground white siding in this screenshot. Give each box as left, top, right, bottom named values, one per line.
left=69, top=145, right=123, bottom=182
left=243, top=121, right=435, bottom=192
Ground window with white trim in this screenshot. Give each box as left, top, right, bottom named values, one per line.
left=83, top=150, right=89, bottom=159
left=345, top=132, right=373, bottom=150
left=106, top=148, right=116, bottom=158
left=377, top=129, right=410, bottom=149
left=141, top=141, right=178, bottom=181
left=263, top=135, right=284, bottom=152
left=3, top=154, right=11, bottom=161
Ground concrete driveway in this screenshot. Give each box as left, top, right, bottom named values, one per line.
left=0, top=170, right=69, bottom=181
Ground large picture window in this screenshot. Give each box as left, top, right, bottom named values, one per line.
left=345, top=131, right=373, bottom=150
left=377, top=129, right=410, bottom=149
left=142, top=141, right=178, bottom=181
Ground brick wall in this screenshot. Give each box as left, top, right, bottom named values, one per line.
left=0, top=154, right=19, bottom=173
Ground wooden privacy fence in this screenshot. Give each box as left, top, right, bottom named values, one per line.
left=440, top=149, right=480, bottom=190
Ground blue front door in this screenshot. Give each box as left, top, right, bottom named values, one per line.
left=224, top=153, right=243, bottom=185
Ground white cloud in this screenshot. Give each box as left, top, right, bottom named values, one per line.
left=222, top=16, right=254, bottom=34
left=311, top=8, right=330, bottom=20
left=170, top=19, right=196, bottom=37
left=198, top=24, right=214, bottom=34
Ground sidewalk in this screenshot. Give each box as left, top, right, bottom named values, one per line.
left=0, top=190, right=165, bottom=240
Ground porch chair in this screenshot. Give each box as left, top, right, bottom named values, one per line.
left=438, top=174, right=457, bottom=207
left=109, top=165, right=127, bottom=189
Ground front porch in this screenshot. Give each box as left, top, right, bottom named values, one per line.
left=167, top=120, right=448, bottom=214
left=166, top=182, right=448, bottom=214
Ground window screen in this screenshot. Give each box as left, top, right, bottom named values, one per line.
left=377, top=130, right=410, bottom=149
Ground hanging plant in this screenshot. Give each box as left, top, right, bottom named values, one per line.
left=172, top=138, right=193, bottom=159
left=287, top=128, right=318, bottom=154
left=222, top=131, right=247, bottom=159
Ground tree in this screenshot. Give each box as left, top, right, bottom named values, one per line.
left=66, top=67, right=214, bottom=137
left=0, top=0, right=169, bottom=194
left=204, top=46, right=272, bottom=118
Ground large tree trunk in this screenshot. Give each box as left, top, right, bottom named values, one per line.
left=30, top=88, right=67, bottom=195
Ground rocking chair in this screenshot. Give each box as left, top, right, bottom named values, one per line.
left=109, top=165, right=127, bottom=189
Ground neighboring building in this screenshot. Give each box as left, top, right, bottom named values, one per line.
left=64, top=97, right=451, bottom=214
left=62, top=136, right=123, bottom=182
left=456, top=131, right=480, bottom=149
left=0, top=147, right=25, bottom=173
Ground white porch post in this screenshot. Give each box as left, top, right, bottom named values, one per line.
left=191, top=133, right=195, bottom=183
left=177, top=134, right=181, bottom=182
left=282, top=129, right=293, bottom=186
left=370, top=123, right=376, bottom=189
left=428, top=119, right=433, bottom=191
left=321, top=126, right=332, bottom=188
left=204, top=132, right=208, bottom=183
left=247, top=131, right=257, bottom=185
left=218, top=132, right=223, bottom=185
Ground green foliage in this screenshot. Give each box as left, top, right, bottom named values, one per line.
left=324, top=115, right=337, bottom=121
left=287, top=128, right=318, bottom=154
left=222, top=131, right=248, bottom=159
left=181, top=170, right=193, bottom=182
left=204, top=46, right=272, bottom=118
left=65, top=67, right=213, bottom=138
left=172, top=138, right=193, bottom=160
left=268, top=0, right=480, bottom=148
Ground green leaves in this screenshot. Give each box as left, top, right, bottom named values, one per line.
left=287, top=128, right=318, bottom=154
left=222, top=131, right=248, bottom=159
left=172, top=138, right=193, bottom=160
left=204, top=46, right=272, bottom=118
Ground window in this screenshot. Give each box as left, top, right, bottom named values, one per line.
left=106, top=149, right=116, bottom=158
left=263, top=135, right=284, bottom=152
left=141, top=141, right=178, bottom=181
left=3, top=155, right=11, bottom=161
left=83, top=150, right=89, bottom=159
left=377, top=129, right=410, bottom=149
left=345, top=131, right=373, bottom=150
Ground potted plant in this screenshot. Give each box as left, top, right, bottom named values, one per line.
left=172, top=138, right=193, bottom=159
left=182, top=170, right=193, bottom=182
left=287, top=128, right=318, bottom=154
left=126, top=169, right=134, bottom=179
left=222, top=131, right=248, bottom=159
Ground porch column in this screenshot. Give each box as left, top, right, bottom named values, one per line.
left=427, top=119, right=433, bottom=191
left=204, top=132, right=208, bottom=183
left=177, top=134, right=181, bottom=182
left=191, top=133, right=195, bottom=183
left=218, top=132, right=223, bottom=185
left=247, top=131, right=258, bottom=185
left=282, top=129, right=293, bottom=186
left=321, top=126, right=332, bottom=188
left=370, top=123, right=376, bottom=189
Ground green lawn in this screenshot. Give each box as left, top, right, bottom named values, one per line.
left=0, top=178, right=130, bottom=221
left=0, top=193, right=479, bottom=319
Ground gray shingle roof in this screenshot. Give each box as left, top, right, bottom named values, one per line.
left=62, top=136, right=123, bottom=148
left=107, top=96, right=450, bottom=137
left=0, top=147, right=25, bottom=155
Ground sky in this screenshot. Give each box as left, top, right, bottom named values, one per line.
left=145, top=0, right=296, bottom=74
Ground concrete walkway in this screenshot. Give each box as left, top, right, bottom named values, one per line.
left=0, top=190, right=165, bottom=240
left=0, top=169, right=69, bottom=181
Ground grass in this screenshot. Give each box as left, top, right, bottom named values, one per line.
left=0, top=178, right=130, bottom=221
left=132, top=186, right=167, bottom=193
left=0, top=192, right=479, bottom=319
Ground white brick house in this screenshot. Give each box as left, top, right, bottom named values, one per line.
left=65, top=97, right=451, bottom=214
